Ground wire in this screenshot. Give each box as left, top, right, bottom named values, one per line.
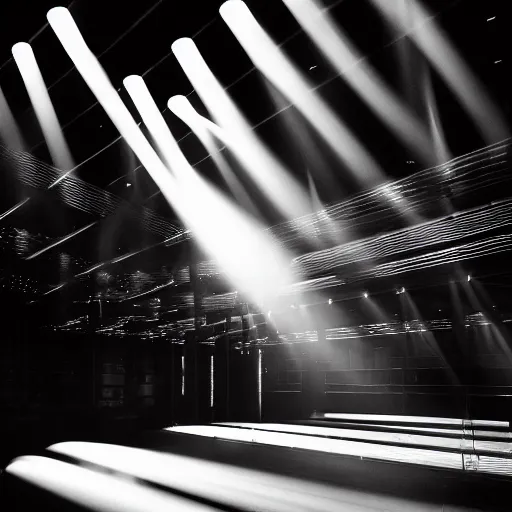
left=25, top=0, right=456, bottom=196
left=28, top=0, right=169, bottom=154
left=45, top=0, right=166, bottom=93
left=129, top=0, right=463, bottom=203
left=0, top=0, right=77, bottom=73
left=36, top=140, right=509, bottom=299
left=28, top=5, right=217, bottom=155
left=10, top=0, right=463, bottom=298
left=27, top=0, right=344, bottom=176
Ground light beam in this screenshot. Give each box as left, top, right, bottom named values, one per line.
left=280, top=0, right=435, bottom=165
left=369, top=0, right=509, bottom=144
left=123, top=74, right=296, bottom=307
left=171, top=37, right=312, bottom=222
left=12, top=42, right=74, bottom=170
left=220, top=0, right=384, bottom=186
left=168, top=95, right=261, bottom=217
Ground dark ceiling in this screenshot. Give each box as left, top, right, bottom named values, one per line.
left=1, top=0, right=509, bottom=191
left=0, top=0, right=511, bottom=331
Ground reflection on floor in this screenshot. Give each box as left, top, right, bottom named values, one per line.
left=3, top=414, right=512, bottom=511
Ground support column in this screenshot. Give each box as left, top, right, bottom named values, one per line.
left=183, top=242, right=205, bottom=423
left=399, top=291, right=408, bottom=414
left=301, top=326, right=326, bottom=418
left=449, top=279, right=469, bottom=417
left=183, top=330, right=198, bottom=423
left=196, top=343, right=214, bottom=424
left=227, top=346, right=260, bottom=422
left=214, top=332, right=230, bottom=422
left=257, top=348, right=263, bottom=422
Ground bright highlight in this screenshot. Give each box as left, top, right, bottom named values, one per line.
left=12, top=42, right=73, bottom=170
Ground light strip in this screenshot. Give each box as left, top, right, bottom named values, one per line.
left=0, top=198, right=30, bottom=221
left=26, top=221, right=97, bottom=260
left=322, top=413, right=509, bottom=428
left=181, top=355, right=185, bottom=396
left=293, top=198, right=512, bottom=276
left=258, top=348, right=263, bottom=421
left=269, top=142, right=507, bottom=246
left=210, top=354, right=214, bottom=408
left=219, top=422, right=465, bottom=451
left=165, top=424, right=462, bottom=470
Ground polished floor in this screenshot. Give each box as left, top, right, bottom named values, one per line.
left=3, top=415, right=512, bottom=511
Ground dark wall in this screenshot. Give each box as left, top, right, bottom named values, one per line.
left=260, top=319, right=512, bottom=422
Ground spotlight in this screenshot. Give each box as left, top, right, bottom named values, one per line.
left=126, top=182, right=132, bottom=187
left=467, top=275, right=471, bottom=282
left=363, top=292, right=369, bottom=299
left=396, top=287, right=406, bottom=294
left=11, top=42, right=74, bottom=172
left=328, top=298, right=333, bottom=305
left=267, top=311, right=272, bottom=318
